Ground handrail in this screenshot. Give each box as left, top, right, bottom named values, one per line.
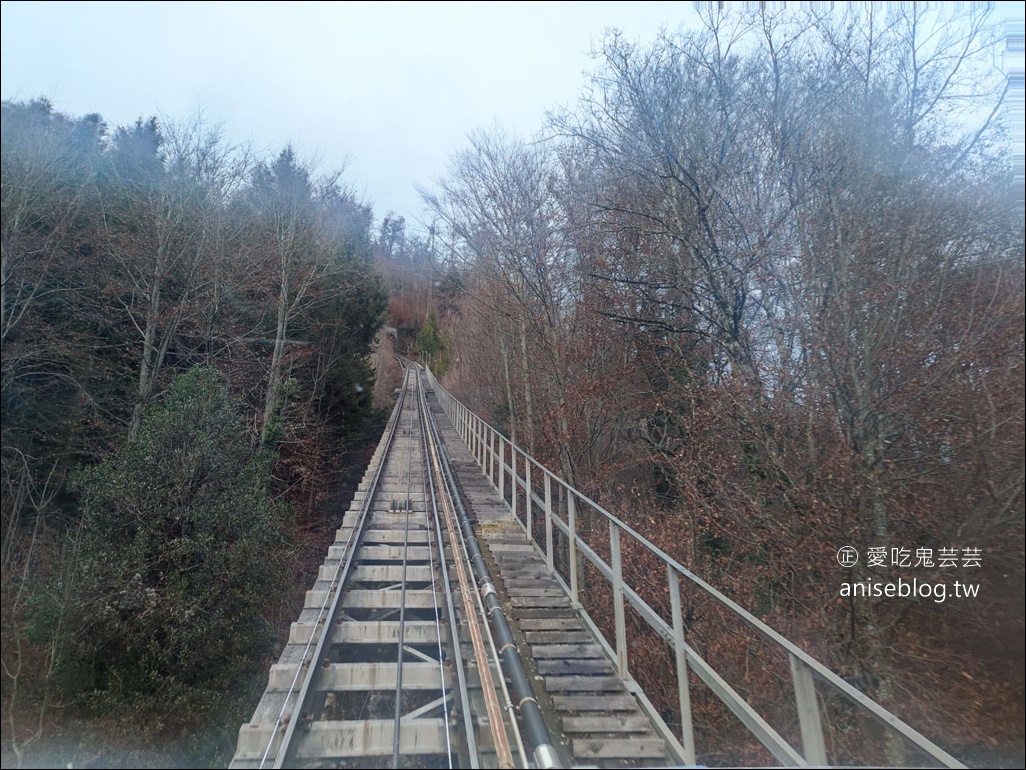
left=423, top=365, right=966, bottom=769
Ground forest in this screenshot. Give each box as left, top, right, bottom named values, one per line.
left=1, top=100, right=389, bottom=764
left=2, top=3, right=1024, bottom=768
left=385, top=6, right=1025, bottom=766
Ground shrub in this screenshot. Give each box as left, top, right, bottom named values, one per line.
left=66, top=367, right=291, bottom=702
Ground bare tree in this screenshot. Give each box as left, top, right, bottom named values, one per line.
left=423, top=126, right=584, bottom=480
left=101, top=115, right=247, bottom=439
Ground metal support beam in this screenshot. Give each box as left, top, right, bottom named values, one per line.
left=568, top=492, right=579, bottom=605
left=610, top=522, right=628, bottom=678
left=791, top=655, right=827, bottom=766
left=668, top=566, right=697, bottom=767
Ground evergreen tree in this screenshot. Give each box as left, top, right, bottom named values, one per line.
left=67, top=367, right=291, bottom=703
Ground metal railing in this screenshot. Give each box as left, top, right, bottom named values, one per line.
left=424, top=366, right=965, bottom=769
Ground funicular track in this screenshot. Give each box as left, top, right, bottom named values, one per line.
left=230, top=360, right=559, bottom=769
left=232, top=356, right=967, bottom=770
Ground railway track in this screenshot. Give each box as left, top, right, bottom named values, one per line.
left=230, top=355, right=969, bottom=770
left=230, top=360, right=558, bottom=769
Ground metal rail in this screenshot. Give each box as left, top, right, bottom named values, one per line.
left=425, top=365, right=967, bottom=769
left=418, top=367, right=516, bottom=769
left=419, top=373, right=562, bottom=770
left=391, top=401, right=416, bottom=769
left=411, top=355, right=567, bottom=768
left=264, top=366, right=412, bottom=768
left=233, top=363, right=476, bottom=768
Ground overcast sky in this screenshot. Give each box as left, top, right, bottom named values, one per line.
left=1, top=1, right=707, bottom=229
left=2, top=1, right=1023, bottom=233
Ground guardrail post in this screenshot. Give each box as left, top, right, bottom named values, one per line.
left=544, top=473, right=554, bottom=571
left=494, top=432, right=500, bottom=487
left=511, top=447, right=518, bottom=520
left=525, top=461, right=533, bottom=542
left=484, top=427, right=491, bottom=481
left=479, top=424, right=485, bottom=476
left=610, top=521, right=628, bottom=677
left=477, top=419, right=484, bottom=469
left=489, top=430, right=497, bottom=487
left=668, top=566, right=697, bottom=767
left=791, top=654, right=827, bottom=766
left=498, top=438, right=506, bottom=501
left=473, top=416, right=481, bottom=466
left=568, top=491, right=579, bottom=605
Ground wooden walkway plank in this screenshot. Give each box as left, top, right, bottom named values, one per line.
left=551, top=694, right=641, bottom=712
left=561, top=715, right=655, bottom=733
left=572, top=738, right=670, bottom=760
left=535, top=658, right=615, bottom=676
left=510, top=596, right=573, bottom=608
left=531, top=643, right=606, bottom=659
left=424, top=390, right=674, bottom=769
left=524, top=630, right=596, bottom=644
left=518, top=618, right=587, bottom=631
left=544, top=675, right=628, bottom=693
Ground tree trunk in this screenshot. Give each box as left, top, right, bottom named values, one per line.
left=518, top=312, right=536, bottom=455
left=499, top=332, right=517, bottom=446
left=130, top=255, right=164, bottom=440
left=261, top=266, right=290, bottom=445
